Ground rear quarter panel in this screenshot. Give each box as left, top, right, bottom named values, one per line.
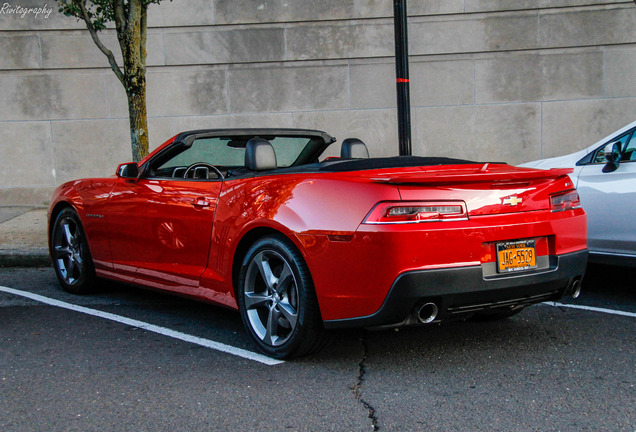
left=200, top=173, right=401, bottom=307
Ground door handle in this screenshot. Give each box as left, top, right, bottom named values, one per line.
left=193, top=197, right=213, bottom=208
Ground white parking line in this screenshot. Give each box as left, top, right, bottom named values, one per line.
left=0, top=285, right=284, bottom=366
left=546, top=301, right=636, bottom=318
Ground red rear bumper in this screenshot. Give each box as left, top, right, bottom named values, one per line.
left=300, top=208, right=586, bottom=322
left=323, top=249, right=587, bottom=328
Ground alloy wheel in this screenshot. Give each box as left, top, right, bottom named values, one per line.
left=52, top=215, right=85, bottom=286
left=243, top=250, right=299, bottom=346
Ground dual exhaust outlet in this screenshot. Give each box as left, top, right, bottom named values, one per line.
left=570, top=278, right=583, bottom=299
left=415, top=278, right=582, bottom=325
left=416, top=302, right=439, bottom=324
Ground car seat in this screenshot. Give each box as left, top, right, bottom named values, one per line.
left=341, top=138, right=369, bottom=159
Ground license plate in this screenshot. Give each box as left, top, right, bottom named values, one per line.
left=496, top=240, right=537, bottom=273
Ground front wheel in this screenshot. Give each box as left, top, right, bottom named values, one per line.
left=237, top=235, right=327, bottom=359
left=50, top=207, right=97, bottom=294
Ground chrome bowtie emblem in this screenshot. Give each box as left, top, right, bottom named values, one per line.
left=502, top=196, right=523, bottom=206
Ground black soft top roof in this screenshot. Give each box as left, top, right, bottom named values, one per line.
left=318, top=156, right=478, bottom=172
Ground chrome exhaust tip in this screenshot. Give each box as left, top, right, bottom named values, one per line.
left=570, top=279, right=582, bottom=299
left=417, top=302, right=439, bottom=324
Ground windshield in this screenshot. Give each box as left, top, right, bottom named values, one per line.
left=162, top=136, right=314, bottom=169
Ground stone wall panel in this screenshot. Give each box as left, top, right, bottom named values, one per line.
left=214, top=0, right=355, bottom=24
left=147, top=69, right=228, bottom=117
left=404, top=0, right=465, bottom=16
left=465, top=0, right=632, bottom=13
left=0, top=73, right=108, bottom=121
left=605, top=47, right=636, bottom=98
left=409, top=12, right=539, bottom=56
left=415, top=103, right=542, bottom=164
left=286, top=22, right=393, bottom=61
left=170, top=113, right=295, bottom=135
left=228, top=65, right=349, bottom=113
left=165, top=27, right=285, bottom=65
left=411, top=60, right=475, bottom=107
left=0, top=35, right=41, bottom=69
left=540, top=6, right=636, bottom=48
left=0, top=122, right=55, bottom=187
left=148, top=0, right=215, bottom=27
left=475, top=51, right=603, bottom=103
left=349, top=62, right=396, bottom=109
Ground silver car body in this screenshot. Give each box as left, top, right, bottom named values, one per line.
left=520, top=120, right=636, bottom=266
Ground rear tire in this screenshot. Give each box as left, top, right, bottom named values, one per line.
left=237, top=235, right=328, bottom=359
left=50, top=208, right=97, bottom=294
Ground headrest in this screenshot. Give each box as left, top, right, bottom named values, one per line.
left=245, top=138, right=277, bottom=171
left=341, top=138, right=369, bottom=159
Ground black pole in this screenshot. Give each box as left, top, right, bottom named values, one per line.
left=393, top=0, right=412, bottom=156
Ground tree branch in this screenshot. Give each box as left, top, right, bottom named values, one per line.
left=77, top=0, right=124, bottom=85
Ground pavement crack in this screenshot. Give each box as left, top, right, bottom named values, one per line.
left=352, top=330, right=379, bottom=431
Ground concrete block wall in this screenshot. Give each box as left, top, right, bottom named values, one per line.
left=1, top=0, right=636, bottom=205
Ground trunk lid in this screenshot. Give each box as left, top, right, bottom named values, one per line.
left=364, top=163, right=575, bottom=216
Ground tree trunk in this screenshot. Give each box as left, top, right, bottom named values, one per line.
left=117, top=0, right=150, bottom=163
left=126, top=74, right=149, bottom=163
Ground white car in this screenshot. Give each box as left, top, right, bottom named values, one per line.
left=520, top=120, right=636, bottom=266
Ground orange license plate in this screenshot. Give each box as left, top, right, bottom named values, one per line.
left=496, top=240, right=537, bottom=273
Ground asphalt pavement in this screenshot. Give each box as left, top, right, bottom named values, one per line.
left=0, top=267, right=634, bottom=431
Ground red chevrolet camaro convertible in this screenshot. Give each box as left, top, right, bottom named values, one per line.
left=48, top=129, right=587, bottom=358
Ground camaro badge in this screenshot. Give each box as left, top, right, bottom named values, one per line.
left=502, top=196, right=523, bottom=206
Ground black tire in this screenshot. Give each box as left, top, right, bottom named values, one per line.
left=237, top=234, right=328, bottom=359
left=50, top=207, right=97, bottom=294
left=472, top=307, right=525, bottom=321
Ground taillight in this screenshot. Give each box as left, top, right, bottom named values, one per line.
left=550, top=190, right=581, bottom=212
left=363, top=201, right=468, bottom=224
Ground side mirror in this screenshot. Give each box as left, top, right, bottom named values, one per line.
left=116, top=162, right=140, bottom=179
left=602, top=142, right=621, bottom=173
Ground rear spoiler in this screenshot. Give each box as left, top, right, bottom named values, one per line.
left=369, top=164, right=574, bottom=185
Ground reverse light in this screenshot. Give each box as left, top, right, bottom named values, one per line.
left=363, top=201, right=468, bottom=224
left=550, top=190, right=581, bottom=212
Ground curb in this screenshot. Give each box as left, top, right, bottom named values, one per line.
left=0, top=248, right=51, bottom=268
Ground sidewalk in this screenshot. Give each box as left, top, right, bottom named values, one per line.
left=0, top=207, right=50, bottom=267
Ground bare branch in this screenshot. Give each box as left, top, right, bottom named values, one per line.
left=77, top=0, right=124, bottom=85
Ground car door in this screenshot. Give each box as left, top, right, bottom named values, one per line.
left=106, top=178, right=221, bottom=290
left=574, top=130, right=636, bottom=257
left=105, top=138, right=229, bottom=291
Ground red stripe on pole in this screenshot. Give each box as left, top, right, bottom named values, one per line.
left=396, top=78, right=409, bottom=83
